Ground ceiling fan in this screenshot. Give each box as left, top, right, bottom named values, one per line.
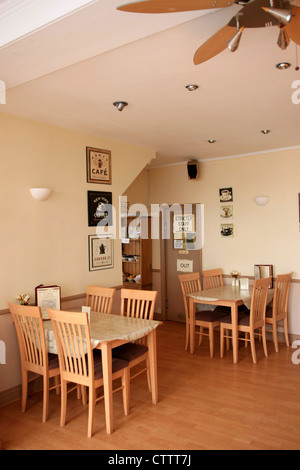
left=117, top=0, right=300, bottom=64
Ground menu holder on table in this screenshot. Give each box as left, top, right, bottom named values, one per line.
left=35, top=284, right=61, bottom=320
left=82, top=306, right=91, bottom=322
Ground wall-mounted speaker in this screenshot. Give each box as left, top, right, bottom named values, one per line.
left=187, top=160, right=199, bottom=180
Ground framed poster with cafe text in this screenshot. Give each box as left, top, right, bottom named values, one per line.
left=87, top=190, right=112, bottom=227
left=86, top=146, right=111, bottom=184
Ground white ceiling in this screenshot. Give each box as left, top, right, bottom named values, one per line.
left=1, top=0, right=300, bottom=168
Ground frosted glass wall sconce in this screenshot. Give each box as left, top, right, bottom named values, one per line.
left=253, top=196, right=269, bottom=206
left=30, top=188, right=52, bottom=201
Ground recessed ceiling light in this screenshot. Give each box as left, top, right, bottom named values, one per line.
left=185, top=84, right=199, bottom=91
left=113, top=101, right=128, bottom=111
left=275, top=62, right=291, bottom=70
left=208, top=139, right=216, bottom=143
left=261, top=129, right=271, bottom=134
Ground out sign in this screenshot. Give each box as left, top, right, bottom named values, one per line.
left=177, top=259, right=193, bottom=273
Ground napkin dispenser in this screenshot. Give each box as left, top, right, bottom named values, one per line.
left=82, top=306, right=91, bottom=321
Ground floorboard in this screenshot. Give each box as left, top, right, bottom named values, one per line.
left=1, top=321, right=300, bottom=450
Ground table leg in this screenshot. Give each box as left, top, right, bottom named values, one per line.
left=101, top=342, right=113, bottom=434
left=231, top=303, right=239, bottom=364
left=189, top=297, right=196, bottom=354
left=147, top=329, right=158, bottom=404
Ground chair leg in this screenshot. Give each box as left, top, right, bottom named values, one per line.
left=272, top=321, right=279, bottom=353
left=87, top=386, right=95, bottom=438
left=199, top=326, right=204, bottom=345
left=220, top=325, right=224, bottom=358
left=60, top=380, right=67, bottom=427
left=245, top=332, right=249, bottom=348
left=122, top=367, right=130, bottom=416
left=262, top=325, right=268, bottom=357
left=42, top=374, right=49, bottom=423
left=250, top=330, right=257, bottom=364
left=226, top=330, right=230, bottom=350
left=146, top=358, right=152, bottom=392
left=21, top=368, right=28, bottom=413
left=81, top=386, right=87, bottom=405
left=283, top=317, right=289, bottom=347
left=185, top=321, right=189, bottom=351
left=54, top=376, right=60, bottom=395
left=208, top=324, right=214, bottom=358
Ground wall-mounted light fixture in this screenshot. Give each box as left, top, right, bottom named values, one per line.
left=253, top=196, right=269, bottom=206
left=30, top=188, right=52, bottom=201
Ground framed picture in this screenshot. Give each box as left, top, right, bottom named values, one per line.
left=254, top=264, right=273, bottom=288
left=220, top=205, right=233, bottom=219
left=220, top=223, right=234, bottom=238
left=35, top=284, right=61, bottom=319
left=219, top=187, right=233, bottom=202
left=86, top=147, right=111, bottom=184
left=88, top=235, right=114, bottom=271
left=87, top=191, right=112, bottom=227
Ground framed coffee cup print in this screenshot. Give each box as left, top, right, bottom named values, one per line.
left=86, top=147, right=111, bottom=184
left=88, top=235, right=113, bottom=271
left=219, top=187, right=233, bottom=202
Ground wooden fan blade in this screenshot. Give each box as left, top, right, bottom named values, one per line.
left=284, top=6, right=300, bottom=45
left=193, top=24, right=236, bottom=64
left=117, top=0, right=235, bottom=14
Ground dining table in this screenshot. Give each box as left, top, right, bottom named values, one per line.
left=188, top=284, right=274, bottom=364
left=43, top=310, right=161, bottom=434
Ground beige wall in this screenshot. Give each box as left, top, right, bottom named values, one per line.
left=149, top=149, right=300, bottom=276
left=0, top=111, right=155, bottom=393
left=125, top=147, right=300, bottom=335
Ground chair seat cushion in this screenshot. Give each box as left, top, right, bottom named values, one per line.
left=112, top=343, right=148, bottom=362
left=92, top=351, right=128, bottom=380
left=195, top=306, right=230, bottom=322
left=48, top=353, right=59, bottom=370
left=220, top=311, right=250, bottom=327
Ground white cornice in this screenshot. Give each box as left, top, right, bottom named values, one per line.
left=148, top=146, right=300, bottom=169
left=0, top=0, right=97, bottom=48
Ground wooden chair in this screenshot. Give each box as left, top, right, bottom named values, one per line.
left=85, top=286, right=115, bottom=314
left=265, top=273, right=292, bottom=352
left=47, top=308, right=130, bottom=438
left=112, top=288, right=158, bottom=391
left=8, top=302, right=60, bottom=423
left=220, top=277, right=271, bottom=364
left=178, top=273, right=228, bottom=357
left=178, top=273, right=201, bottom=351
left=202, top=268, right=224, bottom=289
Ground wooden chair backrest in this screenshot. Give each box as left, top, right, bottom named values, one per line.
left=273, top=273, right=293, bottom=320
left=8, top=302, right=48, bottom=374
left=85, top=286, right=116, bottom=314
left=47, top=308, right=93, bottom=387
left=250, top=277, right=271, bottom=328
left=178, top=273, right=202, bottom=317
left=120, top=289, right=158, bottom=320
left=202, top=268, right=224, bottom=289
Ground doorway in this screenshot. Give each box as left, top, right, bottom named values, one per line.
left=160, top=203, right=203, bottom=322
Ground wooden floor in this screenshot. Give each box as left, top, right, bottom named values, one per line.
left=1, top=320, right=300, bottom=450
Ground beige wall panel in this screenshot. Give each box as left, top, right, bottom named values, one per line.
left=0, top=112, right=155, bottom=393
